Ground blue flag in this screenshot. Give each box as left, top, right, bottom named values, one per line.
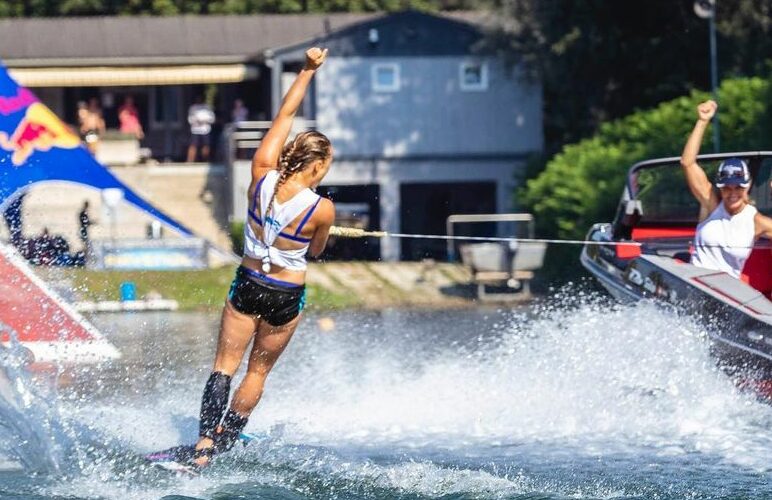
left=0, top=62, right=193, bottom=236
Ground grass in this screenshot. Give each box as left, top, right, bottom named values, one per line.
left=38, top=266, right=357, bottom=312
left=304, top=280, right=360, bottom=310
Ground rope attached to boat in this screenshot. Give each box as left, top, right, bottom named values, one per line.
left=328, top=226, right=642, bottom=247
left=328, top=226, right=771, bottom=249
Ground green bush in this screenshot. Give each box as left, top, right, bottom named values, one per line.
left=230, top=221, right=245, bottom=256
left=520, top=77, right=771, bottom=283
left=523, top=77, right=771, bottom=242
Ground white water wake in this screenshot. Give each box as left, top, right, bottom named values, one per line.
left=253, top=292, right=772, bottom=471
left=0, top=324, right=72, bottom=474
left=33, top=290, right=772, bottom=499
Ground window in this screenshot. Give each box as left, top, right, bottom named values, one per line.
left=459, top=62, right=488, bottom=91
left=371, top=63, right=400, bottom=92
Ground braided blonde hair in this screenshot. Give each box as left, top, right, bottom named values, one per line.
left=264, top=130, right=332, bottom=221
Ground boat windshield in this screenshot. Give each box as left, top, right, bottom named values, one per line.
left=630, top=156, right=772, bottom=226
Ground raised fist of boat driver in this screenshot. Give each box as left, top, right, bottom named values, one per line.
left=697, top=100, right=717, bottom=122
left=305, top=47, right=328, bottom=71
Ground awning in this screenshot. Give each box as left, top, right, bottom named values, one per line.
left=8, top=64, right=259, bottom=87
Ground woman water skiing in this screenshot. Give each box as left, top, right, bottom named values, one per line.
left=193, top=46, right=334, bottom=466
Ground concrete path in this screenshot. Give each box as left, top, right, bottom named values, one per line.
left=306, top=261, right=475, bottom=308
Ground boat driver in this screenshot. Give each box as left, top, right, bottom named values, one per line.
left=680, top=100, right=772, bottom=278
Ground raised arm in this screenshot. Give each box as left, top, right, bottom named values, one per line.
left=251, top=47, right=328, bottom=178
left=680, top=100, right=719, bottom=213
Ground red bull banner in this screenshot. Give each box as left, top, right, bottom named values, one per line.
left=0, top=63, right=192, bottom=236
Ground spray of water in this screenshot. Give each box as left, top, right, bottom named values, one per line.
left=256, top=289, right=772, bottom=469
left=32, top=288, right=772, bottom=499
left=0, top=322, right=72, bottom=473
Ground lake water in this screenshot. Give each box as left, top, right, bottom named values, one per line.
left=2, top=287, right=772, bottom=499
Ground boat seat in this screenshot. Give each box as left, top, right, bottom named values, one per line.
left=740, top=242, right=772, bottom=299
left=631, top=227, right=696, bottom=240
left=631, top=227, right=695, bottom=260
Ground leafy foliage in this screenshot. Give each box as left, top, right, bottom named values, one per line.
left=521, top=77, right=771, bottom=243
left=0, top=0, right=480, bottom=15
left=230, top=220, right=244, bottom=256
left=484, top=0, right=772, bottom=155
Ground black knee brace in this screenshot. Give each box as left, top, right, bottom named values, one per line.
left=213, top=409, right=249, bottom=453
left=199, top=371, right=231, bottom=439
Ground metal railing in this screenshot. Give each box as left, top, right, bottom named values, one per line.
left=445, top=213, right=535, bottom=262
left=223, top=119, right=317, bottom=160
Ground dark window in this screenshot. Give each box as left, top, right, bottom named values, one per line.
left=152, top=86, right=181, bottom=127
left=400, top=182, right=496, bottom=261
left=317, top=184, right=381, bottom=261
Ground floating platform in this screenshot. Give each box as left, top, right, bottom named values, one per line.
left=73, top=299, right=179, bottom=313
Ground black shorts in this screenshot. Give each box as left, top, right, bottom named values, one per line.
left=190, top=133, right=211, bottom=148
left=227, top=266, right=306, bottom=326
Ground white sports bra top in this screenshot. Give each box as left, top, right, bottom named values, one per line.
left=691, top=202, right=757, bottom=278
left=244, top=170, right=321, bottom=271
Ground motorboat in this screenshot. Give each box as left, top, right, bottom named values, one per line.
left=580, top=152, right=771, bottom=370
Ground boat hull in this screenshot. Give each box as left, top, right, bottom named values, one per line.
left=581, top=225, right=772, bottom=371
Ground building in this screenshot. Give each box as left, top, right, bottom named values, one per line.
left=258, top=11, right=544, bottom=260
left=0, top=13, right=374, bottom=161
left=1, top=10, right=543, bottom=261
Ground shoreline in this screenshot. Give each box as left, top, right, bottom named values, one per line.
left=36, top=261, right=527, bottom=312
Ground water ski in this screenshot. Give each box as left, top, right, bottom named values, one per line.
left=143, top=444, right=203, bottom=476
left=143, top=431, right=259, bottom=475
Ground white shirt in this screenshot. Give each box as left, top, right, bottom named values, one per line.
left=691, top=203, right=757, bottom=278
left=243, top=171, right=321, bottom=271
left=188, top=104, right=215, bottom=135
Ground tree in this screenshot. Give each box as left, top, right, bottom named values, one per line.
left=0, top=0, right=484, bottom=15
left=484, top=0, right=772, bottom=156
left=520, top=76, right=772, bottom=283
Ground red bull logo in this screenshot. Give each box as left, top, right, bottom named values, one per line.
left=0, top=103, right=80, bottom=166
left=0, top=88, right=37, bottom=115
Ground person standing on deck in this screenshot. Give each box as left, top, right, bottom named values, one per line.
left=118, top=95, right=144, bottom=140
left=78, top=201, right=91, bottom=252
left=680, top=100, right=772, bottom=278
left=187, top=96, right=215, bottom=162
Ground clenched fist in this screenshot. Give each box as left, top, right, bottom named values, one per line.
left=305, top=47, right=328, bottom=70
left=697, top=100, right=717, bottom=122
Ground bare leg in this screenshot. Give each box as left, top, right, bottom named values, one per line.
left=201, top=145, right=210, bottom=162
left=211, top=301, right=262, bottom=374
left=187, top=144, right=197, bottom=162
left=195, top=301, right=258, bottom=452
left=193, top=314, right=301, bottom=466
left=230, top=314, right=301, bottom=416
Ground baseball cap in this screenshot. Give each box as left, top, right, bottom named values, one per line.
left=715, top=158, right=751, bottom=188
